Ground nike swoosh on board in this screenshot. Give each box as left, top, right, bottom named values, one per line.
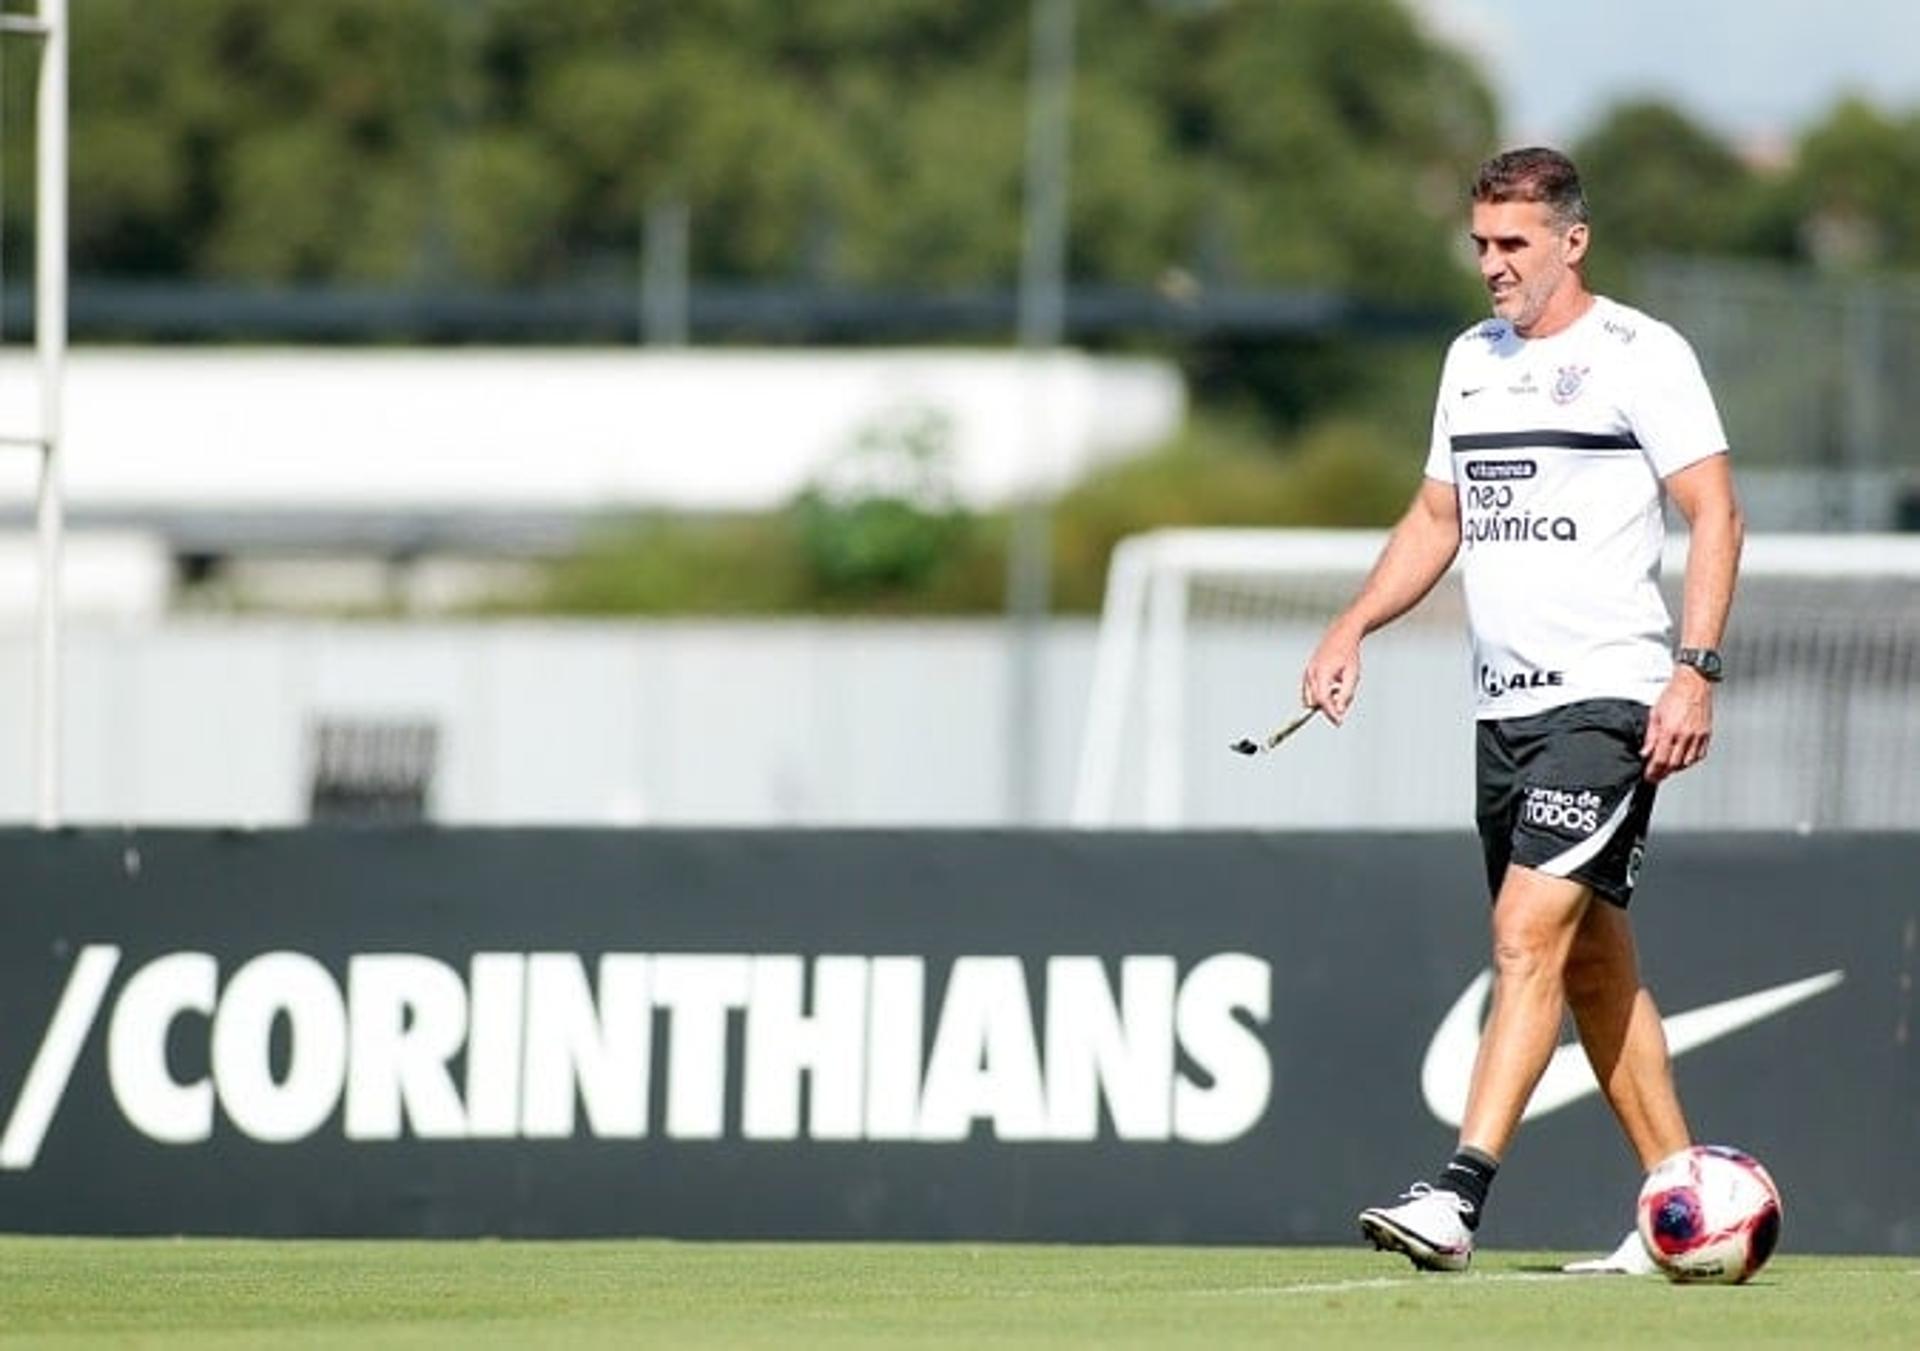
left=1420, top=968, right=1845, bottom=1127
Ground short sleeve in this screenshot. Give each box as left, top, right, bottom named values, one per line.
left=1626, top=325, right=1729, bottom=478
left=1423, top=345, right=1458, bottom=484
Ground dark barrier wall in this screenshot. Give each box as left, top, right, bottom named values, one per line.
left=0, top=829, right=1912, bottom=1252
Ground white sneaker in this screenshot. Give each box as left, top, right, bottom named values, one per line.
left=1562, top=1230, right=1660, bottom=1275
left=1358, top=1182, right=1475, bottom=1272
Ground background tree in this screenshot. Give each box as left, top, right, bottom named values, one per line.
left=1572, top=100, right=1758, bottom=292
left=30, top=3, right=1920, bottom=303
left=40, top=0, right=1495, bottom=304
left=1771, top=98, right=1920, bottom=270
left=38, top=0, right=452, bottom=283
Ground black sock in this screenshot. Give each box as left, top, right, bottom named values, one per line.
left=1436, top=1147, right=1499, bottom=1231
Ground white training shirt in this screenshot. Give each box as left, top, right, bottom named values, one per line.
left=1423, top=295, right=1728, bottom=719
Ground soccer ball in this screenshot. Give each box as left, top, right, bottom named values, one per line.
left=1636, top=1144, right=1783, bottom=1284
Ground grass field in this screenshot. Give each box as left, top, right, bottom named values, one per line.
left=1, top=1237, right=1915, bottom=1349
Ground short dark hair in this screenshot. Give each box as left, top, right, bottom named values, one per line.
left=1472, top=147, right=1589, bottom=230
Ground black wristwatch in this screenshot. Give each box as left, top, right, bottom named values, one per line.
left=1675, top=647, right=1724, bottom=682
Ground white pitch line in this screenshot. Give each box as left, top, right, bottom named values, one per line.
left=1189, top=1272, right=1578, bottom=1298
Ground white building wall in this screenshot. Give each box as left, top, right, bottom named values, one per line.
left=0, top=348, right=1185, bottom=520
left=0, top=620, right=1101, bottom=828
left=0, top=617, right=1887, bottom=831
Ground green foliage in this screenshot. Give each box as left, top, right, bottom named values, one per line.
left=1279, top=418, right=1420, bottom=525
left=791, top=406, right=973, bottom=597
left=20, top=1, right=1920, bottom=300
left=1774, top=98, right=1920, bottom=269
left=1191, top=0, right=1496, bottom=299
left=207, top=125, right=428, bottom=281
left=531, top=406, right=987, bottom=616
left=1573, top=101, right=1761, bottom=293
left=531, top=513, right=811, bottom=616
left=1181, top=334, right=1457, bottom=436
left=42, top=0, right=452, bottom=283
left=34, top=0, right=1920, bottom=623
left=529, top=509, right=1004, bottom=619
left=444, top=132, right=573, bottom=282
left=41, top=0, right=1495, bottom=301
left=835, top=71, right=1030, bottom=285
left=520, top=409, right=1419, bottom=617
left=1046, top=412, right=1411, bottom=610
left=1571, top=95, right=1920, bottom=278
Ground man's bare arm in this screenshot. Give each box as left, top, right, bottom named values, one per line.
left=1301, top=478, right=1461, bottom=724
left=1641, top=452, right=1743, bottom=781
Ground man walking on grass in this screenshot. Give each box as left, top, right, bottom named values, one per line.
left=1301, top=146, right=1744, bottom=1274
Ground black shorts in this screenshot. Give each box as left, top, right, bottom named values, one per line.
left=1475, top=698, right=1658, bottom=907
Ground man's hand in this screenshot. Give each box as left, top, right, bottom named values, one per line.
left=1302, top=622, right=1364, bottom=726
left=1294, top=479, right=1458, bottom=727
left=1641, top=668, right=1714, bottom=782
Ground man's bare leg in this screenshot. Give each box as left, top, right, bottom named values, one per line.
left=1564, top=899, right=1690, bottom=1168
left=1456, top=865, right=1593, bottom=1160
left=1358, top=864, right=1592, bottom=1270
left=1557, top=896, right=1691, bottom=1274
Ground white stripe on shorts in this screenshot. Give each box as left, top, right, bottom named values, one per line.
left=1536, top=790, right=1635, bottom=880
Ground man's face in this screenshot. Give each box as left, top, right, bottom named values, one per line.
left=1470, top=198, right=1588, bottom=335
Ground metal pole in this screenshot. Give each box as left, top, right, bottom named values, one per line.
left=34, top=0, right=66, bottom=828
left=641, top=197, right=691, bottom=347
left=1006, top=0, right=1073, bottom=823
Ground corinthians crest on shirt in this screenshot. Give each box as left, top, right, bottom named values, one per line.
left=1550, top=364, right=1589, bottom=404
left=1550, top=364, right=1589, bottom=405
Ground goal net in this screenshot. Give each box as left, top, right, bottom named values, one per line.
left=1071, top=529, right=1920, bottom=830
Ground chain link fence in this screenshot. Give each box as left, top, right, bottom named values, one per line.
left=1642, top=258, right=1920, bottom=532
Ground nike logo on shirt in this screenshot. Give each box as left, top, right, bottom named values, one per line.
left=1419, top=968, right=1845, bottom=1126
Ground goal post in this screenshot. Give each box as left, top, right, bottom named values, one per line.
left=0, top=1, right=67, bottom=827
left=1071, top=528, right=1920, bottom=831
left=1073, top=529, right=1393, bottom=827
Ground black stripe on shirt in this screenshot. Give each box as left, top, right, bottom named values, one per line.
left=1451, top=430, right=1643, bottom=452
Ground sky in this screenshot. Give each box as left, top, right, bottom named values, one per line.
left=1414, top=0, right=1920, bottom=153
